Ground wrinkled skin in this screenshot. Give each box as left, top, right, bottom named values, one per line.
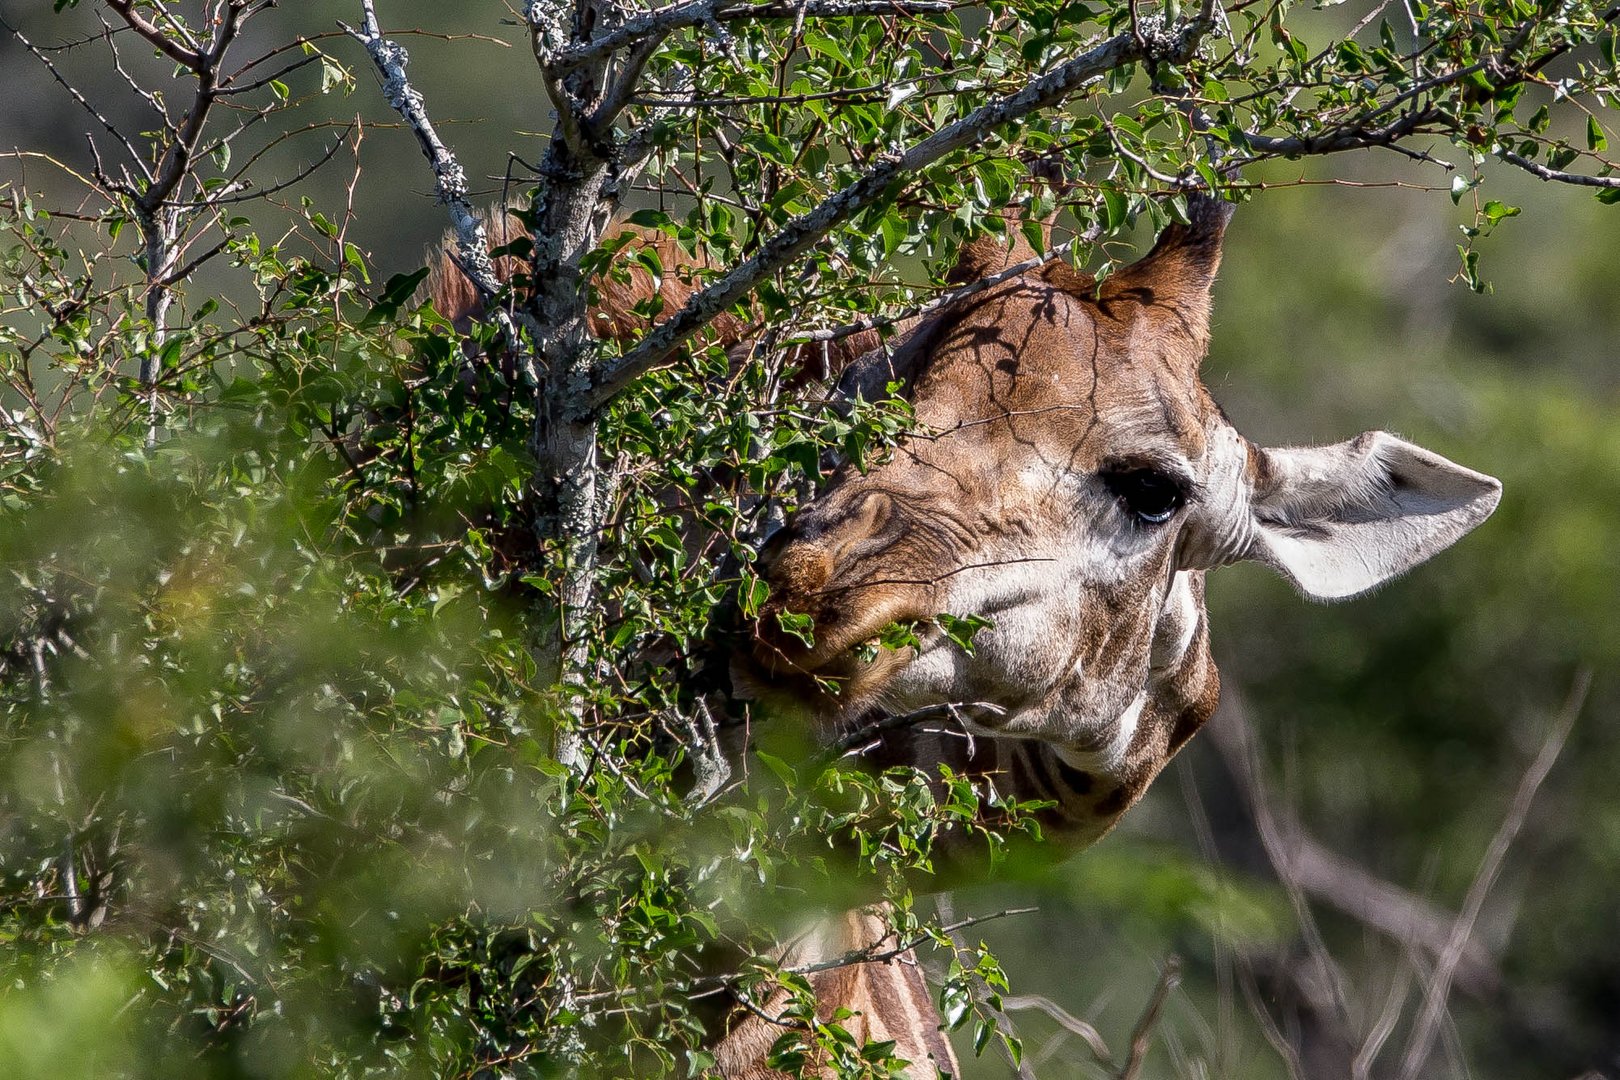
left=735, top=199, right=1501, bottom=823
left=715, top=202, right=1499, bottom=1079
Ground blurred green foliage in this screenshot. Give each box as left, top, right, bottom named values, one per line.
left=0, top=188, right=1035, bottom=1075
left=2, top=0, right=1618, bottom=1077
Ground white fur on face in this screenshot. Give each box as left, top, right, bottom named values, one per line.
left=867, top=438, right=1230, bottom=779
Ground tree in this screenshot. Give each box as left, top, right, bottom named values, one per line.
left=0, top=1, right=1615, bottom=1077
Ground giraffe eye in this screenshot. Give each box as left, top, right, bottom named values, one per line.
left=1102, top=466, right=1186, bottom=525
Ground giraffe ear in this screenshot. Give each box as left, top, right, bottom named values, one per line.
left=1241, top=432, right=1502, bottom=600
left=947, top=231, right=1038, bottom=284
left=1107, top=194, right=1235, bottom=351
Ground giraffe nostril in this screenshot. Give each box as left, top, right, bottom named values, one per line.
left=767, top=543, right=835, bottom=599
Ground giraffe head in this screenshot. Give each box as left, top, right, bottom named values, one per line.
left=734, top=200, right=1500, bottom=805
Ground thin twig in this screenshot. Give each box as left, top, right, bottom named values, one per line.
left=1353, top=959, right=1414, bottom=1080
left=1498, top=148, right=1620, bottom=188
left=823, top=701, right=1006, bottom=758
left=1394, top=670, right=1591, bottom=1080
left=1205, top=698, right=1500, bottom=996
left=1117, top=956, right=1182, bottom=1080
left=591, top=11, right=1218, bottom=406
left=936, top=893, right=1038, bottom=1080
left=783, top=236, right=1083, bottom=348
left=1203, top=691, right=1357, bottom=1036
left=1002, top=994, right=1113, bottom=1065
left=342, top=0, right=536, bottom=369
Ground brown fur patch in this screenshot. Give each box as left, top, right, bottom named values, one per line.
left=428, top=212, right=888, bottom=383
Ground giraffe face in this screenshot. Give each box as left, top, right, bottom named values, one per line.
left=735, top=208, right=1500, bottom=783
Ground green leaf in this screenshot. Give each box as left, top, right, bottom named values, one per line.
left=774, top=609, right=816, bottom=648
left=1588, top=116, right=1608, bottom=153
left=754, top=750, right=797, bottom=787
left=1102, top=188, right=1129, bottom=231
left=936, top=613, right=993, bottom=655
left=742, top=575, right=771, bottom=618
left=627, top=208, right=671, bottom=230
left=1456, top=244, right=1485, bottom=293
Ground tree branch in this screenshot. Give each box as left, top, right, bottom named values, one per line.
left=104, top=0, right=207, bottom=71
left=1001, top=994, right=1113, bottom=1064
left=342, top=2, right=525, bottom=337
left=1394, top=671, right=1591, bottom=1080
left=5, top=19, right=151, bottom=189
left=136, top=0, right=246, bottom=215
left=552, top=0, right=954, bottom=73
left=1204, top=700, right=1502, bottom=999
left=823, top=701, right=1007, bottom=758
left=1498, top=148, right=1620, bottom=188
left=936, top=893, right=1039, bottom=1080
left=591, top=13, right=1217, bottom=407
left=1117, top=956, right=1181, bottom=1080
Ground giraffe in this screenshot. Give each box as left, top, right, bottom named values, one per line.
left=432, top=197, right=1500, bottom=1077
left=723, top=194, right=1501, bottom=1076
left=429, top=218, right=948, bottom=1077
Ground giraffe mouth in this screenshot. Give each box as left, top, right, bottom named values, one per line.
left=731, top=619, right=935, bottom=726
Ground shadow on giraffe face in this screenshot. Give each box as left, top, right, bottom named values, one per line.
left=734, top=200, right=1501, bottom=798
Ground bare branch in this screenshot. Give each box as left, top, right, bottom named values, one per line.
left=179, top=125, right=353, bottom=209
left=588, top=28, right=669, bottom=138
left=1002, top=994, right=1113, bottom=1064
left=787, top=906, right=1039, bottom=978
left=104, top=0, right=207, bottom=70
left=1117, top=956, right=1182, bottom=1080
left=135, top=0, right=247, bottom=215
left=6, top=20, right=152, bottom=188
left=823, top=701, right=1007, bottom=758
left=1498, top=148, right=1620, bottom=188
left=1394, top=670, right=1592, bottom=1080
left=97, top=11, right=172, bottom=126
left=673, top=698, right=732, bottom=808
left=1235, top=108, right=1446, bottom=165
left=1353, top=961, right=1414, bottom=1080
left=1283, top=828, right=1500, bottom=998
left=216, top=51, right=326, bottom=97
left=341, top=3, right=519, bottom=326
left=1205, top=700, right=1502, bottom=998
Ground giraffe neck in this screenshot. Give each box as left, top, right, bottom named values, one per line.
left=712, top=906, right=959, bottom=1079
left=709, top=587, right=1217, bottom=1074
left=860, top=607, right=1221, bottom=854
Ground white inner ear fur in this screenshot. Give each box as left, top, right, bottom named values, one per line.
left=1246, top=431, right=1502, bottom=600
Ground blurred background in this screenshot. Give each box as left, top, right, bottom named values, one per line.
left=2, top=1, right=1616, bottom=1076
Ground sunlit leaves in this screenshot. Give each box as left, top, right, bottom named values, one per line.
left=4, top=0, right=1619, bottom=1073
